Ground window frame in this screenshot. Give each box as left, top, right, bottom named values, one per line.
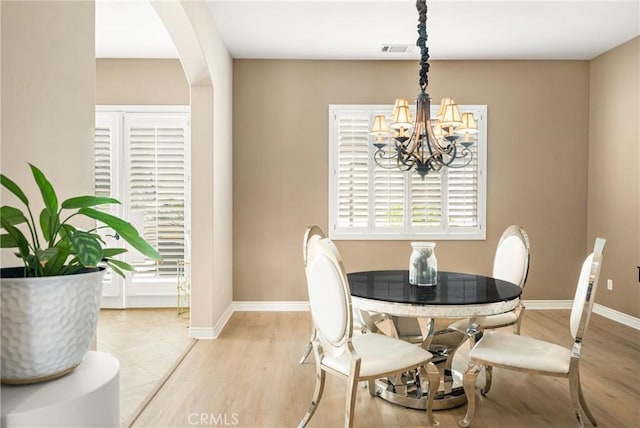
left=328, top=104, right=487, bottom=241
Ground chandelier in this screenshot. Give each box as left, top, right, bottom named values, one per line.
left=370, top=0, right=478, bottom=179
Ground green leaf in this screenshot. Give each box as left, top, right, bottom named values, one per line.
left=29, top=163, right=58, bottom=216
left=24, top=254, right=40, bottom=275
left=1, top=206, right=27, bottom=226
left=54, top=231, right=74, bottom=259
left=106, top=261, right=125, bottom=278
left=42, top=245, right=70, bottom=275
left=60, top=261, right=84, bottom=276
left=69, top=230, right=103, bottom=267
left=40, top=208, right=52, bottom=242
left=62, top=196, right=121, bottom=209
left=93, top=233, right=106, bottom=245
left=0, top=233, right=18, bottom=248
left=59, top=224, right=76, bottom=240
left=36, top=247, right=59, bottom=264
left=0, top=219, right=29, bottom=258
left=0, top=174, right=29, bottom=206
left=105, top=258, right=135, bottom=271
left=102, top=248, right=128, bottom=257
left=79, top=208, right=162, bottom=261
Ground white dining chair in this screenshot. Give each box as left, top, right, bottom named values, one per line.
left=299, top=225, right=381, bottom=364
left=449, top=225, right=531, bottom=335
left=299, top=235, right=440, bottom=428
left=458, top=238, right=605, bottom=428
left=298, top=225, right=327, bottom=364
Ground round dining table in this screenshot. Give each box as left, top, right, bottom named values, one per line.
left=348, top=270, right=522, bottom=410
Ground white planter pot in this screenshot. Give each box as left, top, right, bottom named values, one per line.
left=1, top=268, right=105, bottom=384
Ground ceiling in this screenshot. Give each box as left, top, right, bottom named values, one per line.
left=96, top=0, right=640, bottom=60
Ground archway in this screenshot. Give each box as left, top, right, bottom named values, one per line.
left=151, top=0, right=233, bottom=338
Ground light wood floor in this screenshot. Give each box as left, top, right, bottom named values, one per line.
left=133, top=310, right=639, bottom=428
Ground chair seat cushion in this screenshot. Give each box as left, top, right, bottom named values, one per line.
left=322, top=333, right=433, bottom=378
left=469, top=331, right=571, bottom=374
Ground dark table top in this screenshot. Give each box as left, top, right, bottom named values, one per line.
left=348, top=270, right=522, bottom=306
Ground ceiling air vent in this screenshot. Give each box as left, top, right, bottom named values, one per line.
left=381, top=44, right=416, bottom=53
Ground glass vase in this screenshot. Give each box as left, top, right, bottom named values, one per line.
left=409, top=242, right=437, bottom=286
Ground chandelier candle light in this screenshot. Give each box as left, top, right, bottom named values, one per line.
left=370, top=0, right=478, bottom=178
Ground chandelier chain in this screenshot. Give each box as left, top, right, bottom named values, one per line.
left=416, top=0, right=429, bottom=92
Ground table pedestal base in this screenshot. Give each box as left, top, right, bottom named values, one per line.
left=374, top=374, right=466, bottom=410
left=373, top=327, right=470, bottom=410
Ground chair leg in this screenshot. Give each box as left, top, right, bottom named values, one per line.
left=458, top=363, right=482, bottom=428
left=579, top=382, right=598, bottom=426
left=569, top=368, right=597, bottom=428
left=344, top=360, right=362, bottom=428
left=514, top=305, right=525, bottom=335
left=419, top=362, right=441, bottom=428
left=442, top=351, right=455, bottom=395
left=298, top=365, right=325, bottom=428
left=299, top=329, right=317, bottom=364
left=480, top=366, right=492, bottom=395
left=367, top=379, right=377, bottom=397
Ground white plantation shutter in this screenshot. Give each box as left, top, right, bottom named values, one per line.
left=94, top=114, right=119, bottom=286
left=336, top=114, right=369, bottom=228
left=410, top=169, right=442, bottom=228
left=447, top=143, right=479, bottom=228
left=374, top=166, right=404, bottom=228
left=125, top=114, right=189, bottom=279
left=329, top=105, right=486, bottom=240
left=94, top=117, right=114, bottom=204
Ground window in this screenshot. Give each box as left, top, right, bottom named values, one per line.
left=329, top=104, right=486, bottom=240
left=95, top=107, right=190, bottom=305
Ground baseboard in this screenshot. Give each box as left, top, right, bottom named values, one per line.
left=188, top=327, right=216, bottom=340
left=233, top=301, right=310, bottom=311
left=593, top=303, right=640, bottom=330
left=522, top=299, right=572, bottom=310
left=522, top=300, right=640, bottom=331
left=189, top=303, right=234, bottom=339
left=212, top=303, right=235, bottom=338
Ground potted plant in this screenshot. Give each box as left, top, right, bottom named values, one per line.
left=0, top=164, right=162, bottom=384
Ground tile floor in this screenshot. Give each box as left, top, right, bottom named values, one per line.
left=96, top=308, right=192, bottom=426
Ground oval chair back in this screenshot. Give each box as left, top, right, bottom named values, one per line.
left=306, top=237, right=353, bottom=357
left=492, top=225, right=530, bottom=288
left=570, top=238, right=605, bottom=341
left=303, top=225, right=326, bottom=269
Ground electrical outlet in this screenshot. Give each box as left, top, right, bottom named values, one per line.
left=607, top=279, right=613, bottom=291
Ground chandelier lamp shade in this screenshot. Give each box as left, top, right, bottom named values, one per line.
left=370, top=0, right=478, bottom=178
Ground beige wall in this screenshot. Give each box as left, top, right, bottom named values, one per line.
left=1, top=1, right=95, bottom=265
left=588, top=37, right=640, bottom=318
left=96, top=59, right=189, bottom=105
left=233, top=60, right=590, bottom=302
